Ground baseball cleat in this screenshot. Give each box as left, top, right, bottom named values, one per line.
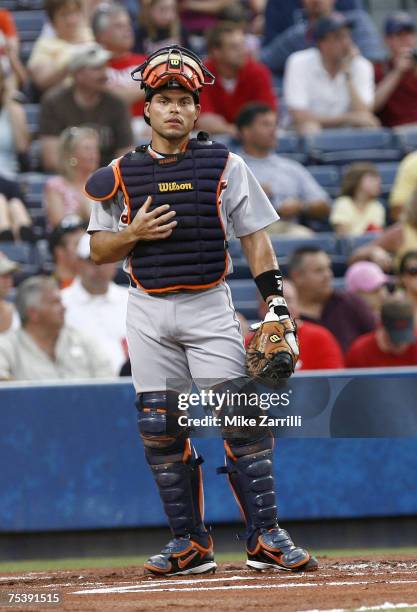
left=144, top=535, right=217, bottom=576
left=246, top=527, right=318, bottom=572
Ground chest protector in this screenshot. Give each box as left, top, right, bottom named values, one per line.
left=114, top=138, right=229, bottom=292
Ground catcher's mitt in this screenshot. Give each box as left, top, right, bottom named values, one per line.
left=246, top=311, right=299, bottom=387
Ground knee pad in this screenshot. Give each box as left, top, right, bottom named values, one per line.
left=136, top=391, right=189, bottom=463
left=211, top=378, right=272, bottom=445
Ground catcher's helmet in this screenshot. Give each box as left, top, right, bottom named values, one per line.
left=131, top=45, right=215, bottom=99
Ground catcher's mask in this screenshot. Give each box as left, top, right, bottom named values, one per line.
left=131, top=45, right=215, bottom=124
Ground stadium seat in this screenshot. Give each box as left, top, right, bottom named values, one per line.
left=19, top=173, right=47, bottom=209
left=375, top=162, right=399, bottom=196
left=305, top=129, right=402, bottom=164
left=337, top=232, right=380, bottom=257
left=29, top=210, right=47, bottom=240
left=229, top=258, right=252, bottom=279
left=228, top=279, right=257, bottom=302
left=20, top=40, right=35, bottom=63
left=27, top=140, right=42, bottom=172
left=0, top=242, right=33, bottom=264
left=277, top=133, right=307, bottom=164
left=332, top=277, right=345, bottom=290
left=0, top=242, right=41, bottom=281
left=4, top=0, right=44, bottom=8
left=270, top=233, right=339, bottom=258
left=306, top=165, right=340, bottom=197
left=393, top=128, right=417, bottom=155
left=25, top=104, right=40, bottom=137
left=17, top=0, right=44, bottom=8
left=228, top=279, right=259, bottom=319
left=2, top=1, right=19, bottom=9
left=13, top=10, right=46, bottom=42
left=227, top=239, right=242, bottom=259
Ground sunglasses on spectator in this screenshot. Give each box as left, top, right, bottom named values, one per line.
left=403, top=267, right=417, bottom=276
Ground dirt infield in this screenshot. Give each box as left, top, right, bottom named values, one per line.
left=1, top=556, right=417, bottom=611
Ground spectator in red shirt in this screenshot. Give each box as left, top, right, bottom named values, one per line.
left=374, top=12, right=417, bottom=127
left=346, top=295, right=417, bottom=367
left=92, top=3, right=148, bottom=140
left=288, top=246, right=376, bottom=352
left=247, top=279, right=345, bottom=370
left=197, top=21, right=277, bottom=137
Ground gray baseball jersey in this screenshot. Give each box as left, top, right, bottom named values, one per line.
left=88, top=149, right=279, bottom=392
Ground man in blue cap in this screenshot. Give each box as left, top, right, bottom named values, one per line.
left=374, top=12, right=417, bottom=127
left=284, top=12, right=379, bottom=133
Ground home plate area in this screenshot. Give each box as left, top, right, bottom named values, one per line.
left=2, top=557, right=417, bottom=611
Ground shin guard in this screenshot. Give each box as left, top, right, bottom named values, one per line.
left=219, top=435, right=278, bottom=537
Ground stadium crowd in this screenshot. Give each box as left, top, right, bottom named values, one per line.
left=1, top=0, right=417, bottom=380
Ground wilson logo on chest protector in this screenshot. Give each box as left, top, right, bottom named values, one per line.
left=158, top=181, right=194, bottom=192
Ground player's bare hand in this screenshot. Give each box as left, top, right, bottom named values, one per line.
left=127, top=196, right=177, bottom=241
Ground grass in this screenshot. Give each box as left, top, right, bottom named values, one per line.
left=1, top=547, right=417, bottom=574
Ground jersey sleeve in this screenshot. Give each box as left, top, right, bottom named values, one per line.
left=221, top=153, right=279, bottom=238
left=87, top=194, right=123, bottom=233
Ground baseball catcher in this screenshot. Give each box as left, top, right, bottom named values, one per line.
left=86, top=44, right=317, bottom=577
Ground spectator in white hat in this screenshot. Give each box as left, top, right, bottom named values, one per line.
left=39, top=42, right=133, bottom=172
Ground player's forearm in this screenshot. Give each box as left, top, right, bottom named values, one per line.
left=240, top=230, right=278, bottom=278
left=29, top=63, right=71, bottom=91
left=290, top=108, right=345, bottom=129
left=90, top=228, right=139, bottom=264
left=374, top=69, right=402, bottom=111
left=241, top=230, right=291, bottom=316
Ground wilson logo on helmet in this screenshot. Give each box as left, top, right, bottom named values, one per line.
left=131, top=45, right=215, bottom=94
left=158, top=181, right=194, bottom=192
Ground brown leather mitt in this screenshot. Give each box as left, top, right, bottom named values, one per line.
left=246, top=312, right=299, bottom=387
